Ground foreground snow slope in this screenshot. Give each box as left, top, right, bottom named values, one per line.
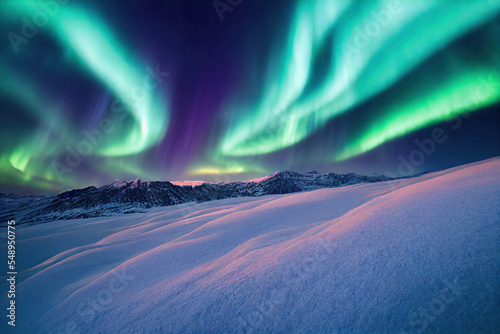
left=1, top=158, right=499, bottom=333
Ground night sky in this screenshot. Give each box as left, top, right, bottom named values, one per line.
left=1, top=0, right=499, bottom=195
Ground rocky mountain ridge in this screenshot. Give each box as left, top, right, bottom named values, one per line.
left=0, top=171, right=403, bottom=226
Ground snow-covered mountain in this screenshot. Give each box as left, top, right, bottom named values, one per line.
left=0, top=171, right=399, bottom=226
left=0, top=158, right=498, bottom=333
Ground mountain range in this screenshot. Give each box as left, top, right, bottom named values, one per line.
left=0, top=170, right=408, bottom=226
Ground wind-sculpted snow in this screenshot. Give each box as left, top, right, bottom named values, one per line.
left=0, top=158, right=498, bottom=333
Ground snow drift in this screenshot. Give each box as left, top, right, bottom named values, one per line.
left=1, top=158, right=499, bottom=333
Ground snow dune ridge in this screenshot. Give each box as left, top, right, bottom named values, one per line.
left=1, top=157, right=498, bottom=333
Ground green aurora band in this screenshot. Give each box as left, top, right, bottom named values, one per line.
left=219, top=0, right=500, bottom=160
left=1, top=1, right=170, bottom=190
left=0, top=66, right=74, bottom=190
left=1, top=0, right=499, bottom=193
left=336, top=69, right=500, bottom=161
left=3, top=1, right=169, bottom=156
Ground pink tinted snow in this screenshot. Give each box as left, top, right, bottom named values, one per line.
left=3, top=158, right=499, bottom=333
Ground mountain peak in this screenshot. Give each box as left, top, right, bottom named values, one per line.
left=1, top=170, right=403, bottom=226
left=131, top=178, right=143, bottom=188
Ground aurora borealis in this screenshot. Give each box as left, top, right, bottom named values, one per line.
left=1, top=0, right=499, bottom=194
